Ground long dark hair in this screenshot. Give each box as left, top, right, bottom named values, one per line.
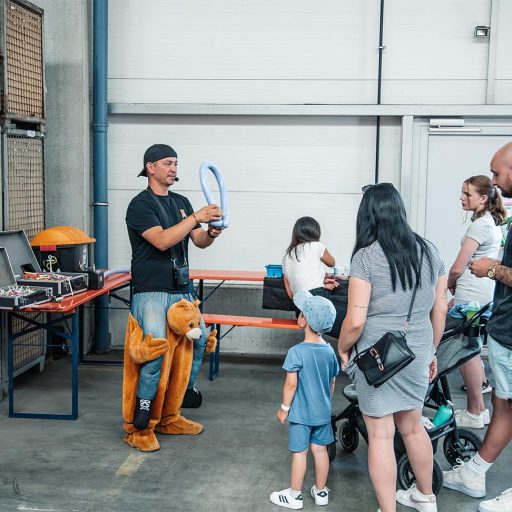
left=353, top=183, right=433, bottom=291
left=464, top=175, right=507, bottom=226
left=286, top=216, right=321, bottom=261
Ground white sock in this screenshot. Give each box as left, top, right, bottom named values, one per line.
left=289, top=488, right=302, bottom=498
left=468, top=452, right=493, bottom=474
left=414, top=486, right=435, bottom=498
left=314, top=486, right=327, bottom=493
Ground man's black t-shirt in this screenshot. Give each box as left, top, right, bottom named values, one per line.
left=126, top=189, right=199, bottom=294
left=487, top=232, right=512, bottom=349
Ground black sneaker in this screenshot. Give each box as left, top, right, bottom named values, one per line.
left=133, top=397, right=152, bottom=430
left=181, top=388, right=202, bottom=409
left=460, top=380, right=492, bottom=394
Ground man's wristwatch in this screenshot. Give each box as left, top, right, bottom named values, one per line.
left=487, top=264, right=499, bottom=280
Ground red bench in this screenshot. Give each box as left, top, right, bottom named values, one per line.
left=202, top=313, right=300, bottom=379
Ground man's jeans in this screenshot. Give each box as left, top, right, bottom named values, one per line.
left=131, top=291, right=207, bottom=400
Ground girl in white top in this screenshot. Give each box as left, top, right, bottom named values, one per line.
left=448, top=175, right=506, bottom=428
left=282, top=216, right=336, bottom=298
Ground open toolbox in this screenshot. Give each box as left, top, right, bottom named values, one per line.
left=0, top=247, right=52, bottom=309
left=0, top=230, right=88, bottom=298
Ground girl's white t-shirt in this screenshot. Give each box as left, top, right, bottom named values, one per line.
left=455, top=211, right=502, bottom=305
left=282, top=241, right=327, bottom=295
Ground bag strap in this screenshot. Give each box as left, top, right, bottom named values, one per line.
left=354, top=249, right=424, bottom=356
left=404, top=249, right=424, bottom=331
left=144, top=187, right=187, bottom=265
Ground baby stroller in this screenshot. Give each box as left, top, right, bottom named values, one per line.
left=328, top=302, right=492, bottom=495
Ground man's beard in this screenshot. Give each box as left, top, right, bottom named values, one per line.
left=497, top=177, right=512, bottom=198
left=500, top=185, right=512, bottom=198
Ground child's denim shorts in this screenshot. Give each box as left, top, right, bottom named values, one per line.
left=288, top=422, right=334, bottom=452
left=488, top=335, right=512, bottom=400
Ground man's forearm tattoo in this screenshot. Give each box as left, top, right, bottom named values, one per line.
left=496, top=265, right=512, bottom=288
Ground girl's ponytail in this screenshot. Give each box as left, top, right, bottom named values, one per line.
left=466, top=175, right=507, bottom=226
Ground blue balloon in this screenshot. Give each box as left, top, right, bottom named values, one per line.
left=199, top=162, right=229, bottom=229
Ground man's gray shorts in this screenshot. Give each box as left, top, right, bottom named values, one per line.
left=488, top=334, right=512, bottom=400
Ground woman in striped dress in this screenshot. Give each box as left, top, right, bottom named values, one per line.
left=339, top=184, right=448, bottom=512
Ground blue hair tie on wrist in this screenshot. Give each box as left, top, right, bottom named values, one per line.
left=199, top=162, right=229, bottom=229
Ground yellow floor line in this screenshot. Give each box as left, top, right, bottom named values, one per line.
left=103, top=452, right=147, bottom=498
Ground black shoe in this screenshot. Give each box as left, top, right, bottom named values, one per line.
left=133, top=397, right=152, bottom=430
left=181, top=388, right=202, bottom=409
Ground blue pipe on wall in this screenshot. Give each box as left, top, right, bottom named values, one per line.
left=92, top=0, right=110, bottom=353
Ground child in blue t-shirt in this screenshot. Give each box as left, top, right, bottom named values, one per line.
left=270, top=290, right=339, bottom=510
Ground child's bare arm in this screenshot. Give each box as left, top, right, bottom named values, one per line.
left=276, top=371, right=298, bottom=424
left=330, top=377, right=336, bottom=396
left=321, top=248, right=336, bottom=267
left=283, top=275, right=293, bottom=299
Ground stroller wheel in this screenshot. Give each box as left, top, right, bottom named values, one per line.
left=339, top=420, right=360, bottom=453
left=397, top=453, right=443, bottom=496
left=443, top=428, right=482, bottom=466
left=327, top=441, right=337, bottom=462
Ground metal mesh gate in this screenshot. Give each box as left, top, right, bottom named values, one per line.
left=0, top=1, right=46, bottom=390
left=5, top=131, right=45, bottom=371
left=3, top=0, right=44, bottom=121
left=6, top=134, right=44, bottom=238
left=11, top=313, right=43, bottom=371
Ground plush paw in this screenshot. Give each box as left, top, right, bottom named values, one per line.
left=124, top=429, right=160, bottom=452
left=205, top=329, right=217, bottom=354
left=128, top=335, right=169, bottom=364
left=155, top=415, right=204, bottom=435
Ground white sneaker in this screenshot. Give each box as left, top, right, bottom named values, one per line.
left=482, top=408, right=490, bottom=425
left=479, top=488, right=512, bottom=511
left=454, top=409, right=485, bottom=429
left=270, top=488, right=304, bottom=509
left=311, top=486, right=329, bottom=506
left=396, top=484, right=437, bottom=511
left=443, top=460, right=486, bottom=498
left=482, top=380, right=492, bottom=394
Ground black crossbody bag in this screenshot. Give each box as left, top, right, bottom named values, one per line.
left=353, top=252, right=423, bottom=388
left=145, top=188, right=190, bottom=287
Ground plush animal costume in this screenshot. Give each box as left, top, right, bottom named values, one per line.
left=122, top=299, right=217, bottom=452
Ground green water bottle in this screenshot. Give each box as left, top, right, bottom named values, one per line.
left=432, top=402, right=453, bottom=426
left=466, top=301, right=480, bottom=326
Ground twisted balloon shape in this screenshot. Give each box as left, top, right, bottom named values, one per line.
left=199, top=162, right=229, bottom=229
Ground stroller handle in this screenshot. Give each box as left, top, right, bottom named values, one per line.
left=440, top=301, right=492, bottom=344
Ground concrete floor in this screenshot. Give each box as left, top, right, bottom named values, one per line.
left=0, top=353, right=510, bottom=512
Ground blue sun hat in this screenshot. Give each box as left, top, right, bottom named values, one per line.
left=293, top=290, right=336, bottom=334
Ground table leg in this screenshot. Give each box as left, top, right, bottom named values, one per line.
left=208, top=323, right=221, bottom=380
left=78, top=303, right=84, bottom=364
left=198, top=279, right=204, bottom=311
left=8, top=313, right=14, bottom=418
left=71, top=309, right=79, bottom=419
left=8, top=311, right=78, bottom=420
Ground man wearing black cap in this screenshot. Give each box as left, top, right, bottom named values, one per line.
left=125, top=144, right=223, bottom=432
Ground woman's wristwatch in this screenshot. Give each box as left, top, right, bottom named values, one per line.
left=207, top=228, right=218, bottom=239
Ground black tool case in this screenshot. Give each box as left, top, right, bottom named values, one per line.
left=0, top=247, right=52, bottom=309
left=0, top=230, right=88, bottom=297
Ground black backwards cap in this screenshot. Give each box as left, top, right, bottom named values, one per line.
left=138, top=144, right=178, bottom=177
